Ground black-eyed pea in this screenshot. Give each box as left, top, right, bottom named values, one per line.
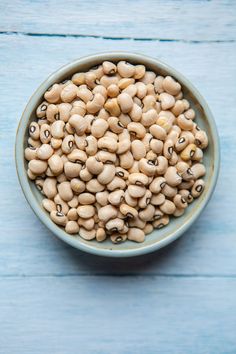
left=178, top=179, right=195, bottom=190
left=35, top=177, right=44, bottom=192
left=44, top=84, right=62, bottom=103
left=146, top=83, right=155, bottom=96
left=97, top=164, right=116, bottom=185
left=155, top=156, right=168, bottom=175
left=164, top=166, right=182, bottom=187
left=50, top=120, right=65, bottom=139
left=77, top=85, right=93, bottom=103
left=42, top=177, right=57, bottom=199
left=96, top=228, right=106, bottom=242
left=162, top=184, right=178, bottom=198
left=86, top=156, right=104, bottom=175
left=70, top=178, right=86, bottom=194
left=100, top=75, right=119, bottom=88
left=142, top=95, right=156, bottom=112
left=179, top=189, right=194, bottom=204
left=139, top=204, right=155, bottom=222
left=104, top=131, right=118, bottom=141
left=110, top=233, right=127, bottom=244
left=173, top=194, right=188, bottom=209
left=143, top=223, right=153, bottom=235
left=29, top=159, right=48, bottom=175
left=175, top=136, right=189, bottom=152
left=141, top=109, right=158, bottom=127
left=85, top=71, right=97, bottom=89
left=124, top=190, right=137, bottom=207
left=156, top=116, right=172, bottom=133
left=127, top=122, right=146, bottom=139
left=128, top=228, right=145, bottom=243
left=80, top=166, right=93, bottom=182
left=195, top=130, right=208, bottom=149
left=146, top=150, right=157, bottom=162
left=123, top=84, right=137, bottom=97
left=117, top=92, right=133, bottom=113
left=65, top=221, right=79, bottom=234
left=150, top=138, right=163, bottom=154
left=69, top=114, right=88, bottom=136
left=151, top=193, right=165, bottom=206
left=93, top=85, right=107, bottom=100
left=173, top=208, right=185, bottom=217
left=140, top=70, right=156, bottom=84
left=128, top=173, right=149, bottom=186
left=67, top=208, right=78, bottom=221
left=61, top=135, right=74, bottom=154
left=191, top=179, right=205, bottom=198
left=181, top=131, right=195, bottom=144
left=36, top=101, right=49, bottom=118
left=25, top=147, right=37, bottom=161
left=159, top=92, right=175, bottom=110
left=51, top=138, right=62, bottom=149
left=50, top=210, right=67, bottom=226
left=36, top=144, right=54, bottom=160
left=168, top=151, right=178, bottom=166
left=134, top=64, right=145, bottom=79
left=128, top=160, right=140, bottom=174
left=191, top=163, right=206, bottom=179
left=79, top=217, right=95, bottom=231
left=40, top=124, right=51, bottom=144
left=86, top=179, right=105, bottom=193
left=180, top=143, right=197, bottom=161
left=106, top=218, right=124, bottom=233
left=141, top=133, right=152, bottom=152
left=108, top=116, right=124, bottom=134
left=73, top=134, right=86, bottom=151
left=117, top=61, right=135, bottom=78
left=70, top=100, right=86, bottom=117
left=135, top=82, right=147, bottom=100
left=96, top=191, right=109, bottom=206
left=68, top=196, right=79, bottom=208
left=65, top=122, right=74, bottom=134
left=84, top=136, right=97, bottom=156
left=79, top=227, right=96, bottom=240
left=185, top=108, right=195, bottom=120
left=127, top=185, right=146, bottom=198
left=177, top=114, right=194, bottom=130
left=72, top=72, right=85, bottom=85
left=154, top=76, right=164, bottom=93
left=29, top=122, right=40, bottom=140
left=104, top=98, right=121, bottom=116
left=46, top=104, right=60, bottom=123
left=108, top=190, right=124, bottom=206
left=128, top=103, right=142, bottom=122
left=119, top=150, right=134, bottom=169
left=118, top=78, right=135, bottom=90
left=57, top=173, right=67, bottom=183
left=46, top=166, right=55, bottom=177
left=153, top=208, right=164, bottom=221
left=139, top=158, right=156, bottom=177
left=60, top=83, right=78, bottom=103
left=77, top=205, right=95, bottom=219
left=163, top=76, right=181, bottom=96
left=117, top=139, right=131, bottom=155
left=149, top=177, right=166, bottom=194
left=48, top=154, right=63, bottom=176
left=171, top=100, right=185, bottom=116
left=153, top=215, right=169, bottom=229
left=102, top=61, right=117, bottom=75
left=131, top=140, right=146, bottom=161
left=107, top=176, right=126, bottom=191
left=64, top=161, right=81, bottom=179
left=163, top=139, right=174, bottom=160
left=58, top=181, right=73, bottom=202
left=98, top=205, right=118, bottom=222
left=97, top=150, right=116, bottom=164
left=28, top=137, right=41, bottom=149
left=42, top=198, right=56, bottom=213
left=86, top=93, right=105, bottom=114
left=149, top=124, right=167, bottom=141
left=181, top=167, right=194, bottom=181
left=118, top=113, right=131, bottom=127
left=128, top=217, right=146, bottom=229
left=91, top=118, right=109, bottom=138
left=192, top=147, right=203, bottom=162
left=120, top=204, right=138, bottom=219
left=54, top=194, right=69, bottom=215
left=160, top=200, right=176, bottom=215
left=68, top=149, right=87, bottom=164
left=77, top=193, right=95, bottom=205
left=138, top=190, right=152, bottom=208
left=115, top=167, right=129, bottom=179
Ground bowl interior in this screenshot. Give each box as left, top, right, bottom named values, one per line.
left=16, top=52, right=219, bottom=257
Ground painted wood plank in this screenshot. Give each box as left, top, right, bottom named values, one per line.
left=0, top=0, right=236, bottom=41
left=0, top=34, right=235, bottom=276
left=0, top=276, right=236, bottom=354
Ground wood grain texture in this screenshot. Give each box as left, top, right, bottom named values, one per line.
left=0, top=0, right=236, bottom=41
left=1, top=276, right=236, bottom=354
left=1, top=2, right=236, bottom=352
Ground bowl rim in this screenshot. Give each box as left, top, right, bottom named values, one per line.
left=15, top=51, right=220, bottom=258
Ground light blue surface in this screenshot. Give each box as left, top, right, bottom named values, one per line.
left=0, top=1, right=236, bottom=353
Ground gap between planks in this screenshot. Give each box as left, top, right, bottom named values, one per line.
left=0, top=31, right=235, bottom=44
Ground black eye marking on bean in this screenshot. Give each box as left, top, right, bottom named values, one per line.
left=36, top=184, right=42, bottom=191
left=196, top=125, right=201, bottom=131
left=29, top=146, right=36, bottom=150
left=41, top=104, right=47, bottom=111
left=187, top=168, right=193, bottom=175
left=168, top=146, right=173, bottom=155
left=55, top=113, right=60, bottom=120
left=154, top=214, right=162, bottom=220
left=68, top=141, right=73, bottom=148
left=181, top=197, right=187, bottom=204
left=29, top=125, right=36, bottom=133
left=44, top=130, right=50, bottom=138
left=95, top=79, right=100, bottom=85
left=56, top=211, right=64, bottom=217
left=126, top=213, right=134, bottom=218
left=190, top=149, right=195, bottom=157
left=116, top=171, right=124, bottom=177
left=146, top=198, right=151, bottom=205
left=106, top=160, right=113, bottom=164
left=196, top=185, right=203, bottom=192
left=56, top=204, right=62, bottom=212
left=178, top=137, right=185, bottom=143
left=160, top=182, right=166, bottom=188
left=115, top=236, right=123, bottom=243
left=111, top=227, right=118, bottom=233
left=195, top=139, right=201, bottom=146
left=61, top=79, right=69, bottom=84
left=84, top=140, right=89, bottom=147
left=157, top=223, right=164, bottom=229
left=118, top=122, right=124, bottom=128
left=135, top=181, right=143, bottom=186
left=147, top=160, right=155, bottom=165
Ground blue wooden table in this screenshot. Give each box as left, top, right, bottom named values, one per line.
left=0, top=1, right=236, bottom=353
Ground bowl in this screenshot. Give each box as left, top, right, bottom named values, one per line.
left=15, top=52, right=220, bottom=257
